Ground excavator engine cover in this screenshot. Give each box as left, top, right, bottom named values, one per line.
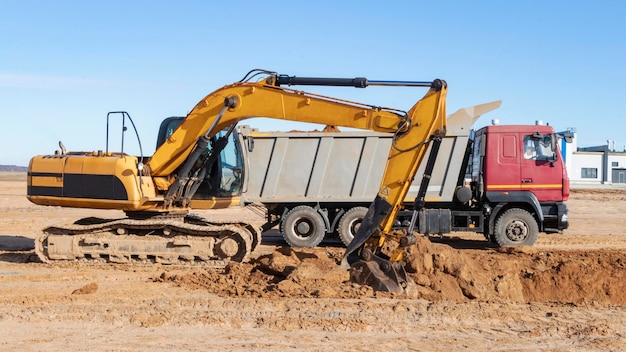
left=349, top=249, right=416, bottom=295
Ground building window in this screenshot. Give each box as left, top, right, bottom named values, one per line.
left=612, top=161, right=619, bottom=167
left=581, top=168, right=598, bottom=179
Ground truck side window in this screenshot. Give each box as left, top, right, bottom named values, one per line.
left=523, top=137, right=537, bottom=160
left=523, top=135, right=555, bottom=161
left=470, top=135, right=482, bottom=180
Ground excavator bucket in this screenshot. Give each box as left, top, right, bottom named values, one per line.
left=348, top=249, right=417, bottom=295
left=341, top=196, right=417, bottom=295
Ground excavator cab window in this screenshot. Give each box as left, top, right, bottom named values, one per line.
left=156, top=116, right=185, bottom=149
left=190, top=127, right=244, bottom=199
left=156, top=117, right=243, bottom=198
left=213, top=128, right=243, bottom=196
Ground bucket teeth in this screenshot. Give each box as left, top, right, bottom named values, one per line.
left=349, top=249, right=416, bottom=295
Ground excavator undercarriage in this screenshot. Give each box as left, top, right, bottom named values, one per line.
left=36, top=213, right=261, bottom=266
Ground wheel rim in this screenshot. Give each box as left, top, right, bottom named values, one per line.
left=293, top=218, right=314, bottom=239
left=348, top=219, right=361, bottom=237
left=505, top=220, right=528, bottom=242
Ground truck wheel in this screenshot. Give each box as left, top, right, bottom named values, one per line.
left=280, top=206, right=326, bottom=248
left=494, top=208, right=538, bottom=246
left=337, top=207, right=368, bottom=246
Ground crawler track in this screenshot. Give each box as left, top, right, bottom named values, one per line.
left=35, top=214, right=262, bottom=267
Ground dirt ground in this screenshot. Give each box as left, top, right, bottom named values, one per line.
left=1, top=172, right=626, bottom=351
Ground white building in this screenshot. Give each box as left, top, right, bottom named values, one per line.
left=561, top=130, right=626, bottom=185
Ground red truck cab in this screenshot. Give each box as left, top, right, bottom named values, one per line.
left=471, top=124, right=570, bottom=245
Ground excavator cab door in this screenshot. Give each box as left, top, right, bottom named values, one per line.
left=212, top=128, right=244, bottom=197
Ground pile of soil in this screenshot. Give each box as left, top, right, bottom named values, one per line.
left=288, top=125, right=341, bottom=133
left=404, top=236, right=626, bottom=304
left=159, top=236, right=626, bottom=305
left=321, top=125, right=340, bottom=132
left=157, top=247, right=379, bottom=299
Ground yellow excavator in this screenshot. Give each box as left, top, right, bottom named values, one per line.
left=27, top=69, right=447, bottom=293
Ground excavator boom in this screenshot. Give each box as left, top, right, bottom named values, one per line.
left=148, top=78, right=438, bottom=177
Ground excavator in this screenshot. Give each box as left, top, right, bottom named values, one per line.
left=27, top=69, right=447, bottom=294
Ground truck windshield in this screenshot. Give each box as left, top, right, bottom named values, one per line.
left=523, top=134, right=555, bottom=161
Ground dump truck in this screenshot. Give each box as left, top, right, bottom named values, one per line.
left=157, top=101, right=570, bottom=248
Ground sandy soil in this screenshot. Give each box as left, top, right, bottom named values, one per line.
left=1, top=172, right=625, bottom=351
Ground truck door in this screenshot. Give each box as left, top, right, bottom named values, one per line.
left=483, top=131, right=521, bottom=192
left=520, top=133, right=562, bottom=201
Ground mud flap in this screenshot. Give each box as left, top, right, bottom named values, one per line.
left=349, top=249, right=417, bottom=295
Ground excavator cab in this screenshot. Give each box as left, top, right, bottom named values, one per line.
left=156, top=117, right=244, bottom=199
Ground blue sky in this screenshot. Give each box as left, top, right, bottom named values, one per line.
left=1, top=1, right=624, bottom=166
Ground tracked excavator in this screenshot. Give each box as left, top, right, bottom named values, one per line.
left=27, top=69, right=448, bottom=293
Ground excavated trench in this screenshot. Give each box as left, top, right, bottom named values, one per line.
left=157, top=236, right=626, bottom=305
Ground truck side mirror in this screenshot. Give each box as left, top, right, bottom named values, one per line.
left=563, top=131, right=574, bottom=143
left=550, top=134, right=557, bottom=152
left=247, top=137, right=255, bottom=152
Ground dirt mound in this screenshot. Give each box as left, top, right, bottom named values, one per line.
left=157, top=247, right=380, bottom=298
left=288, top=125, right=341, bottom=133
left=158, top=237, right=626, bottom=306
left=321, top=125, right=340, bottom=132
left=404, top=237, right=626, bottom=305
left=71, top=282, right=98, bottom=295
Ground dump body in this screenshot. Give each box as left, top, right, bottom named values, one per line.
left=240, top=128, right=394, bottom=203
left=238, top=127, right=469, bottom=204
left=236, top=124, right=476, bottom=247
left=231, top=102, right=498, bottom=247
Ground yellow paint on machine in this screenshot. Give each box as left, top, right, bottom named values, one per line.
left=189, top=197, right=241, bottom=209
left=30, top=175, right=62, bottom=188
left=27, top=195, right=150, bottom=210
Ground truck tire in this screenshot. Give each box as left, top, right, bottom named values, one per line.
left=280, top=206, right=326, bottom=248
left=337, top=207, right=368, bottom=246
left=494, top=208, right=538, bottom=246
